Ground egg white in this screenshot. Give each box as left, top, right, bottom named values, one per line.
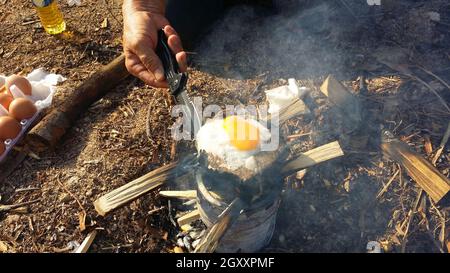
left=196, top=117, right=271, bottom=171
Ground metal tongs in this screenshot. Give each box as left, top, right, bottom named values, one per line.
left=155, top=29, right=202, bottom=139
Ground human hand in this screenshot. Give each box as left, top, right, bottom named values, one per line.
left=122, top=0, right=187, bottom=88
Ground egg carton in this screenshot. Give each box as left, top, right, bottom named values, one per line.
left=0, top=69, right=64, bottom=163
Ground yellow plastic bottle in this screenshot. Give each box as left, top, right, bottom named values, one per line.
left=33, top=0, right=66, bottom=35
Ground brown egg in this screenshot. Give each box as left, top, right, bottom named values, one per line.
left=0, top=141, right=5, bottom=156
left=5, top=74, right=32, bottom=96
left=0, top=116, right=21, bottom=140
left=8, top=98, right=37, bottom=121
left=0, top=92, right=13, bottom=109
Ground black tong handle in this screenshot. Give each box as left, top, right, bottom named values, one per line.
left=155, top=29, right=187, bottom=96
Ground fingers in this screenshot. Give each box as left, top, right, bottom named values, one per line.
left=164, top=25, right=188, bottom=73
left=135, top=43, right=165, bottom=82
left=176, top=51, right=188, bottom=72
left=125, top=52, right=168, bottom=88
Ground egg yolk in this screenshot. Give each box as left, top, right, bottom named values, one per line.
left=223, top=116, right=260, bottom=151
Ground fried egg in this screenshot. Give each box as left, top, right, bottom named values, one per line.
left=196, top=115, right=271, bottom=171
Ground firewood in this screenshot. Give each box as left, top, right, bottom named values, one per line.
left=382, top=138, right=450, bottom=205
left=74, top=230, right=97, bottom=253
left=27, top=54, right=129, bottom=151
left=177, top=209, right=201, bottom=227
left=320, top=75, right=362, bottom=130
left=194, top=198, right=244, bottom=253
left=282, top=141, right=344, bottom=174
left=94, top=162, right=179, bottom=216
left=159, top=190, right=197, bottom=200
left=278, top=98, right=310, bottom=124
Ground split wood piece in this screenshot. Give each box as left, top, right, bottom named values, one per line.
left=320, top=75, right=362, bottom=129
left=282, top=141, right=345, bottom=174
left=74, top=230, right=97, bottom=253
left=27, top=54, right=129, bottom=151
left=94, top=162, right=178, bottom=216
left=194, top=198, right=244, bottom=253
left=177, top=209, right=201, bottom=227
left=159, top=190, right=197, bottom=200
left=382, top=138, right=450, bottom=205
left=278, top=98, right=310, bottom=124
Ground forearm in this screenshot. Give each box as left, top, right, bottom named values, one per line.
left=122, top=0, right=166, bottom=15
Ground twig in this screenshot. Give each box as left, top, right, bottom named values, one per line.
left=432, top=121, right=450, bottom=165
left=14, top=187, right=40, bottom=193
left=0, top=199, right=40, bottom=212
left=413, top=76, right=450, bottom=113
left=376, top=169, right=400, bottom=200
left=416, top=65, right=450, bottom=92
left=287, top=132, right=313, bottom=140
left=56, top=176, right=86, bottom=214
left=401, top=190, right=424, bottom=253
left=21, top=20, right=40, bottom=26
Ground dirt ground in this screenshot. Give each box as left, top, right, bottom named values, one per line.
left=0, top=0, right=449, bottom=253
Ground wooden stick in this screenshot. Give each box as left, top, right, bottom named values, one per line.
left=0, top=199, right=40, bottom=212
left=74, top=230, right=97, bottom=253
left=282, top=141, right=345, bottom=174
left=159, top=190, right=197, bottom=200
left=94, top=162, right=178, bottom=216
left=382, top=138, right=450, bottom=205
left=177, top=209, right=201, bottom=227
left=26, top=54, right=129, bottom=151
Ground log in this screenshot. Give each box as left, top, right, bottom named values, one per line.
left=26, top=54, right=129, bottom=151
left=94, top=162, right=179, bottom=216
left=382, top=138, right=450, bottom=205
left=177, top=209, right=201, bottom=227
left=282, top=141, right=345, bottom=174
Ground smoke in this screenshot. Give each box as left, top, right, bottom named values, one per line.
left=193, top=1, right=370, bottom=81
left=187, top=1, right=390, bottom=253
